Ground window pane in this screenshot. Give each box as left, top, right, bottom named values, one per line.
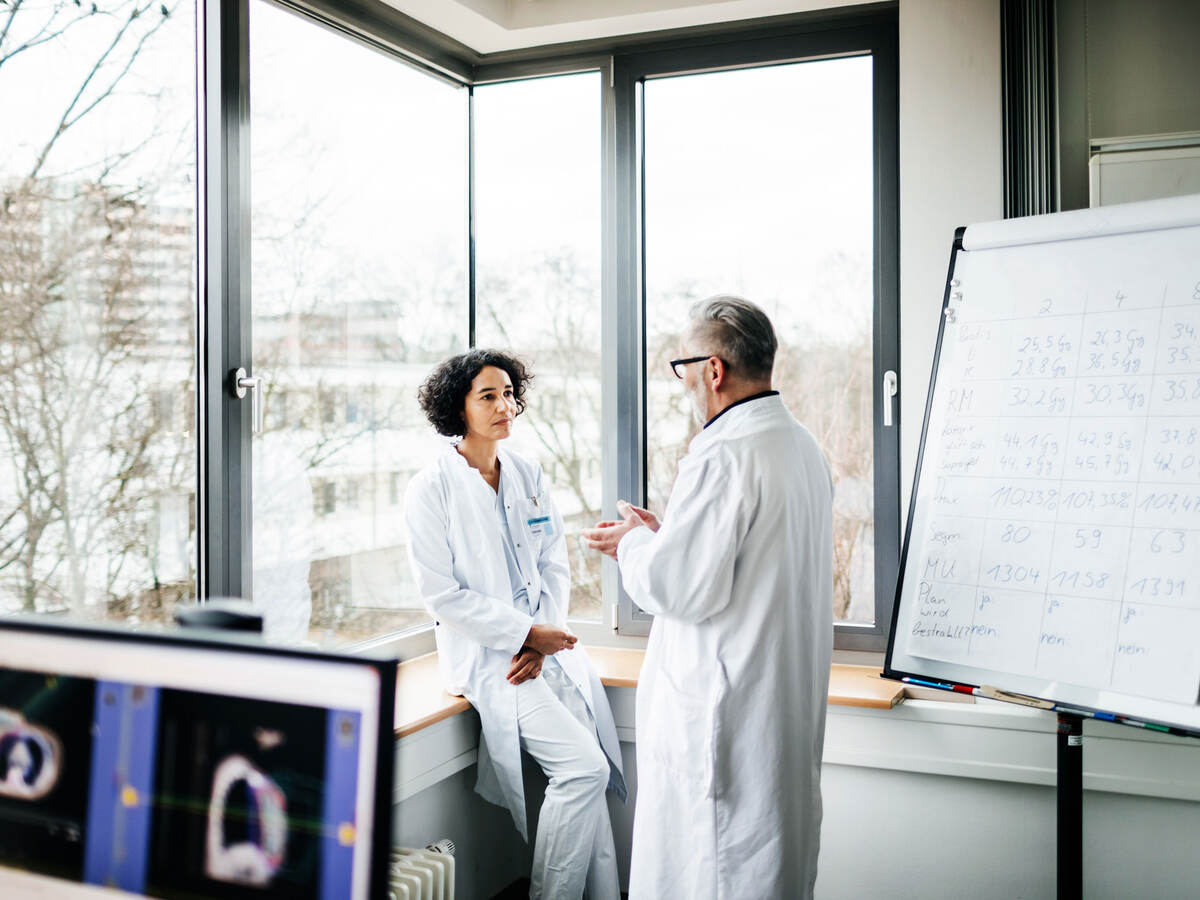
left=643, top=57, right=875, bottom=623
left=250, top=3, right=468, bottom=644
left=0, top=0, right=198, bottom=623
left=475, top=73, right=603, bottom=621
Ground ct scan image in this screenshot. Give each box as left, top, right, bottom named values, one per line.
left=145, top=689, right=328, bottom=899
left=0, top=668, right=96, bottom=881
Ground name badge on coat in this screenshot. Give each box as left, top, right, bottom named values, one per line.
left=526, top=495, right=554, bottom=538
left=527, top=515, right=553, bottom=538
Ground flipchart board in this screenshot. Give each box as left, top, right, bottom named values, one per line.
left=884, top=193, right=1200, bottom=731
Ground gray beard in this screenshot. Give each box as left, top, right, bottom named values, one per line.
left=688, top=386, right=708, bottom=427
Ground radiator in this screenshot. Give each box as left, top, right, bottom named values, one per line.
left=390, top=841, right=455, bottom=900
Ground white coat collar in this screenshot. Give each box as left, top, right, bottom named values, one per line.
left=688, top=392, right=787, bottom=454
left=440, top=441, right=522, bottom=498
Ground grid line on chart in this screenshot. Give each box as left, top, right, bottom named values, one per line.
left=963, top=298, right=1200, bottom=325
left=962, top=262, right=989, bottom=654
left=934, top=473, right=1200, bottom=484
left=921, top=578, right=1198, bottom=611
left=924, top=512, right=1200, bottom=529
left=1109, top=283, right=1172, bottom=685
left=1034, top=291, right=1093, bottom=670
left=940, top=413, right=1200, bottom=419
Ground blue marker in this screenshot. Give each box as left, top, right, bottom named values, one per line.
left=901, top=676, right=956, bottom=692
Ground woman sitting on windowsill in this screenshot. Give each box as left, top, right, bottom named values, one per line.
left=403, top=349, right=626, bottom=900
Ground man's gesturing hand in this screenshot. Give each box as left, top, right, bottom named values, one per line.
left=582, top=499, right=660, bottom=560
left=617, top=500, right=660, bottom=532
left=508, top=647, right=544, bottom=685
left=525, top=624, right=578, bottom=655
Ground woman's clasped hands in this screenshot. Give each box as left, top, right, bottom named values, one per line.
left=508, top=624, right=577, bottom=685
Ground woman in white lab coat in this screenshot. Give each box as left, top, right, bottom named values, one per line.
left=403, top=349, right=626, bottom=900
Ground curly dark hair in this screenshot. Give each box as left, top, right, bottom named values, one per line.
left=417, top=348, right=533, bottom=438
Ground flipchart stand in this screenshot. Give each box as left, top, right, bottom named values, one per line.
left=1056, top=712, right=1083, bottom=900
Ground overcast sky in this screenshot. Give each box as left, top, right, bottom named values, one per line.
left=2, top=0, right=872, bottom=342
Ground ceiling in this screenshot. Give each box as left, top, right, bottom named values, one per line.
left=381, top=0, right=866, bottom=54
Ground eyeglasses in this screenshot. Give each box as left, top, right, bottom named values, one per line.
left=668, top=355, right=719, bottom=379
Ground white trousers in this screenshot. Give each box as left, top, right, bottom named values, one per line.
left=516, top=666, right=620, bottom=900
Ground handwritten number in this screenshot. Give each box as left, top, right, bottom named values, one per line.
left=1150, top=530, right=1186, bottom=554
left=1001, top=524, right=1031, bottom=543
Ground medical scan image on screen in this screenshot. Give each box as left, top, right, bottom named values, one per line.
left=145, top=689, right=328, bottom=899
left=0, top=623, right=387, bottom=899
left=0, top=669, right=96, bottom=882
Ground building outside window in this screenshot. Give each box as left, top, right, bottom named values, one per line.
left=475, top=71, right=605, bottom=621
left=249, top=0, right=467, bottom=644
left=0, top=0, right=199, bottom=626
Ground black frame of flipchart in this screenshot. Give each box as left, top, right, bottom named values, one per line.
left=882, top=225, right=1200, bottom=740
left=883, top=228, right=971, bottom=688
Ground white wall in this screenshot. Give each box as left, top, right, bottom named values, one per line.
left=394, top=692, right=1200, bottom=899
left=817, top=764, right=1200, bottom=899
left=897, top=0, right=1003, bottom=518
left=817, top=701, right=1200, bottom=899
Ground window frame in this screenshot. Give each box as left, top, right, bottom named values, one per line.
left=609, top=20, right=901, bottom=649
left=200, top=0, right=474, bottom=651
left=199, top=0, right=253, bottom=603
left=197, top=1, right=899, bottom=656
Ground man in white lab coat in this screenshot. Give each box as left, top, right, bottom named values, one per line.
left=584, top=296, right=834, bottom=899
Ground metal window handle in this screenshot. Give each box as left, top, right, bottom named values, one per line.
left=883, top=370, right=898, bottom=428
left=232, top=367, right=265, bottom=435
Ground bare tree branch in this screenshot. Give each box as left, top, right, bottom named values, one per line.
left=0, top=0, right=27, bottom=52
left=24, top=0, right=169, bottom=184
left=0, top=3, right=96, bottom=74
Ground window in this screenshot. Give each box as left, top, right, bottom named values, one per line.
left=249, top=0, right=468, bottom=645
left=474, top=72, right=604, bottom=621
left=319, top=482, right=337, bottom=517
left=343, top=479, right=360, bottom=511
left=4, top=3, right=897, bottom=653
left=0, top=0, right=198, bottom=625
left=644, top=58, right=875, bottom=621
left=619, top=24, right=900, bottom=646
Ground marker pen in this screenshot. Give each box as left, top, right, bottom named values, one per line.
left=1120, top=718, right=1169, bottom=733
left=901, top=676, right=956, bottom=692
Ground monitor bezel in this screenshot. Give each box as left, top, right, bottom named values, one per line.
left=0, top=615, right=397, bottom=900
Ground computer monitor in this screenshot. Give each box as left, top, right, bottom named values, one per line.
left=0, top=617, right=396, bottom=899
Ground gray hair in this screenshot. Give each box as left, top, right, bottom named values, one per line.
left=687, top=295, right=777, bottom=381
